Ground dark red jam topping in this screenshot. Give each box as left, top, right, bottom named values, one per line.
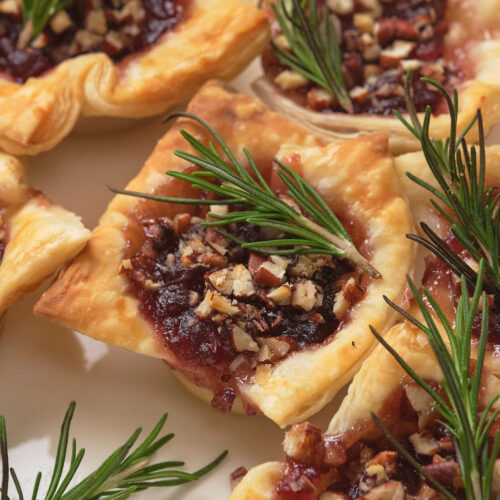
left=263, top=0, right=462, bottom=116
left=421, top=228, right=500, bottom=348
left=275, top=382, right=466, bottom=500
left=0, top=0, right=187, bottom=83
left=123, top=207, right=369, bottom=413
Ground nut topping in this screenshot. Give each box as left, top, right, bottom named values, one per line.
left=326, top=0, right=354, bottom=15
left=254, top=256, right=290, bottom=287
left=232, top=326, right=259, bottom=353
left=265, top=0, right=456, bottom=116
left=275, top=70, right=310, bottom=90
left=267, top=283, right=292, bottom=305
left=292, top=280, right=322, bottom=311
left=409, top=433, right=440, bottom=456
left=359, top=481, right=405, bottom=500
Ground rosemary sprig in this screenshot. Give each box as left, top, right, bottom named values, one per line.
left=395, top=71, right=500, bottom=304
left=370, top=261, right=500, bottom=500
left=19, top=0, right=73, bottom=47
left=266, top=0, right=353, bottom=113
left=0, top=403, right=227, bottom=500
left=109, top=112, right=380, bottom=278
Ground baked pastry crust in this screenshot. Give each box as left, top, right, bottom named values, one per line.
left=254, top=0, right=500, bottom=154
left=229, top=321, right=500, bottom=499
left=393, top=146, right=500, bottom=376
left=0, top=0, right=269, bottom=156
left=34, top=80, right=414, bottom=427
left=0, top=154, right=90, bottom=316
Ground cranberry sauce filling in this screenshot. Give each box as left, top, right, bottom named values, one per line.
left=123, top=208, right=369, bottom=413
left=275, top=382, right=464, bottom=500
left=263, top=0, right=462, bottom=115
left=421, top=227, right=500, bottom=347
left=0, top=0, right=187, bottom=83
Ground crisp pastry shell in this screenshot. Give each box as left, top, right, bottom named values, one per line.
left=0, top=154, right=90, bottom=317
left=229, top=321, right=500, bottom=499
left=253, top=0, right=500, bottom=154
left=34, top=81, right=414, bottom=427
left=0, top=0, right=269, bottom=156
left=393, top=145, right=500, bottom=376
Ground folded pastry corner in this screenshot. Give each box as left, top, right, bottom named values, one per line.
left=229, top=320, right=500, bottom=499
left=0, top=0, right=270, bottom=156
left=255, top=0, right=500, bottom=154
left=34, top=81, right=414, bottom=426
left=0, top=152, right=90, bottom=317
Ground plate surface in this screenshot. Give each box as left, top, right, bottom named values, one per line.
left=0, top=58, right=498, bottom=500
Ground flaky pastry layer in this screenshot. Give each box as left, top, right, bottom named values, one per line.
left=230, top=322, right=500, bottom=499
left=253, top=0, right=500, bottom=154
left=34, top=81, right=414, bottom=427
left=0, top=0, right=269, bottom=156
left=0, top=154, right=90, bottom=316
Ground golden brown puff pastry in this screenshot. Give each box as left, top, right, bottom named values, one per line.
left=0, top=154, right=90, bottom=316
left=34, top=81, right=414, bottom=427
left=0, top=0, right=269, bottom=156
left=254, top=0, right=500, bottom=154
left=229, top=321, right=500, bottom=500
left=393, top=146, right=500, bottom=376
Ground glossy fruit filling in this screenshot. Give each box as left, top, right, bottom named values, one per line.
left=274, top=381, right=483, bottom=499
left=420, top=227, right=500, bottom=349
left=263, top=0, right=462, bottom=115
left=123, top=205, right=369, bottom=413
left=0, top=0, right=187, bottom=83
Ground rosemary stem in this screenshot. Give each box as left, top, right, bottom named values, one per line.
left=299, top=216, right=381, bottom=278
left=95, top=458, right=151, bottom=494
left=470, top=470, right=482, bottom=500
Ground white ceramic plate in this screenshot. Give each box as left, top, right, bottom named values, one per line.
left=1, top=58, right=498, bottom=500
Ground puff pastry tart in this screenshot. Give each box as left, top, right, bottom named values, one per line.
left=255, top=0, right=500, bottom=154
left=393, top=146, right=500, bottom=375
left=0, top=153, right=90, bottom=317
left=34, top=81, right=414, bottom=427
left=229, top=321, right=500, bottom=499
left=0, top=0, right=269, bottom=156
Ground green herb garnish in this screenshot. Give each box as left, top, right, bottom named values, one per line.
left=395, top=71, right=500, bottom=304
left=109, top=112, right=380, bottom=278
left=266, top=0, right=353, bottom=113
left=19, top=0, right=73, bottom=47
left=370, top=263, right=500, bottom=500
left=0, top=402, right=227, bottom=500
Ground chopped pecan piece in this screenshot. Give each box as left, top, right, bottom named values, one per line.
left=267, top=284, right=292, bottom=305
left=423, top=458, right=461, bottom=489
left=326, top=0, right=354, bottom=15
left=231, top=326, right=259, bottom=353
left=283, top=422, right=324, bottom=466
left=292, top=279, right=322, bottom=311
left=50, top=10, right=73, bottom=33
left=367, top=450, right=398, bottom=476
left=275, top=70, right=309, bottom=90
left=379, top=40, right=416, bottom=68
left=409, top=432, right=440, bottom=456
left=375, top=18, right=419, bottom=45
left=254, top=256, right=290, bottom=287
left=230, top=466, right=248, bottom=490
left=359, top=481, right=405, bottom=499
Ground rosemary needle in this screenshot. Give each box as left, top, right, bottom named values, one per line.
left=19, top=0, right=73, bottom=47
left=395, top=71, right=500, bottom=304
left=267, top=0, right=353, bottom=113
left=371, top=264, right=499, bottom=500
left=0, top=403, right=227, bottom=500
left=109, top=112, right=380, bottom=278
